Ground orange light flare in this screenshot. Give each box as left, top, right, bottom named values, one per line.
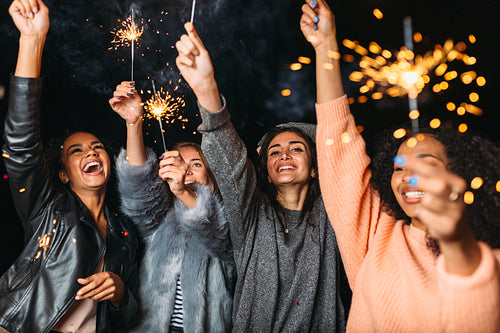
left=144, top=87, right=186, bottom=124
left=109, top=15, right=145, bottom=50
left=345, top=38, right=484, bottom=115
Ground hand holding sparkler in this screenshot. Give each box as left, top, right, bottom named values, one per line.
left=300, top=0, right=336, bottom=50
left=110, top=81, right=143, bottom=125
left=110, top=81, right=147, bottom=166
left=176, top=22, right=222, bottom=112
left=300, top=0, right=344, bottom=103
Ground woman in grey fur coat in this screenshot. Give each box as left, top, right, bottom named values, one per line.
left=109, top=81, right=235, bottom=332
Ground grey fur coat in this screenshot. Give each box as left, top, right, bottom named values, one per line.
left=116, top=148, right=235, bottom=332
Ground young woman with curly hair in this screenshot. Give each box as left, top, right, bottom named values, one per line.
left=309, top=0, right=500, bottom=331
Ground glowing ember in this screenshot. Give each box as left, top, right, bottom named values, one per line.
left=110, top=15, right=144, bottom=50
left=144, top=87, right=185, bottom=121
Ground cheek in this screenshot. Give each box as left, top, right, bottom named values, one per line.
left=390, top=173, right=399, bottom=194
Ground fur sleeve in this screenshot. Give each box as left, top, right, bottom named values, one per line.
left=115, top=147, right=172, bottom=238
left=175, top=184, right=233, bottom=262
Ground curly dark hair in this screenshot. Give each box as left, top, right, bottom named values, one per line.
left=256, top=126, right=320, bottom=222
left=43, top=129, right=121, bottom=210
left=369, top=121, right=500, bottom=253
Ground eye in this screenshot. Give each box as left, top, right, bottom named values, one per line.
left=394, top=166, right=405, bottom=172
left=292, top=146, right=304, bottom=152
left=93, top=144, right=105, bottom=150
left=69, top=148, right=83, bottom=155
left=192, top=162, right=202, bottom=168
left=269, top=150, right=280, bottom=156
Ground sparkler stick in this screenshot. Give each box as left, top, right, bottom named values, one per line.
left=403, top=16, right=419, bottom=134
left=131, top=8, right=135, bottom=82
left=152, top=80, right=168, bottom=152
left=190, top=0, right=196, bottom=23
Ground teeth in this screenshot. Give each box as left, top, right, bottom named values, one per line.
left=278, top=166, right=295, bottom=172
left=404, top=191, right=424, bottom=198
left=83, top=161, right=101, bottom=172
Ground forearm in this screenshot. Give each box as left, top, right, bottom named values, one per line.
left=172, top=187, right=197, bottom=208
left=125, top=119, right=146, bottom=166
left=315, top=37, right=344, bottom=104
left=15, top=35, right=45, bottom=78
left=192, top=76, right=222, bottom=113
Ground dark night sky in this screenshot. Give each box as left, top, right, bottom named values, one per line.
left=0, top=0, right=498, bottom=272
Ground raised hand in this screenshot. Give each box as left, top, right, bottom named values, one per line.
left=300, top=0, right=336, bottom=50
left=109, top=81, right=143, bottom=126
left=403, top=157, right=468, bottom=243
left=158, top=151, right=190, bottom=195
left=9, top=0, right=49, bottom=37
left=76, top=271, right=125, bottom=308
left=175, top=22, right=222, bottom=112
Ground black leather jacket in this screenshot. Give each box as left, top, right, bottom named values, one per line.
left=0, top=76, right=139, bottom=333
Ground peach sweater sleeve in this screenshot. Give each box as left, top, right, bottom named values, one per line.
left=315, top=95, right=385, bottom=286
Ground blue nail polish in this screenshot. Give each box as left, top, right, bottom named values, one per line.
left=311, top=1, right=317, bottom=7
left=314, top=16, right=319, bottom=23
left=314, top=25, right=318, bottom=30
left=409, top=176, right=419, bottom=186
left=393, top=155, right=406, bottom=165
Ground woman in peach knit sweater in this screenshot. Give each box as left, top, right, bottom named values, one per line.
left=303, top=0, right=500, bottom=331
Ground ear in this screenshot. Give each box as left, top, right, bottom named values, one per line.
left=310, top=169, right=317, bottom=178
left=267, top=176, right=272, bottom=183
left=256, top=146, right=262, bottom=154
left=59, top=170, right=69, bottom=184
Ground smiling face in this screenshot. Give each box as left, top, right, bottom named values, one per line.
left=266, top=131, right=313, bottom=188
left=179, top=146, right=209, bottom=186
left=391, top=135, right=449, bottom=220
left=58, top=132, right=110, bottom=194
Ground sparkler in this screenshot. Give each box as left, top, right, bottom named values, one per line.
left=190, top=0, right=196, bottom=23
left=145, top=81, right=186, bottom=151
left=110, top=7, right=144, bottom=81
left=345, top=29, right=483, bottom=121
left=403, top=17, right=419, bottom=134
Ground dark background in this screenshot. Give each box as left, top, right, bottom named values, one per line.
left=0, top=0, right=498, bottom=273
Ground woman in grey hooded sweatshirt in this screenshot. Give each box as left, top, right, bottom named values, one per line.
left=173, top=3, right=349, bottom=331
left=109, top=81, right=235, bottom=332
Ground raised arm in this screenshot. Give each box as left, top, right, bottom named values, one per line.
left=303, top=0, right=382, bottom=284
left=10, top=0, right=49, bottom=78
left=300, top=0, right=344, bottom=103
left=175, top=23, right=261, bottom=248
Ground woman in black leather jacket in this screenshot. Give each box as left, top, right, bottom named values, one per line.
left=0, top=1, right=138, bottom=332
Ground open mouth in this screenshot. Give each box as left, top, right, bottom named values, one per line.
left=83, top=161, right=103, bottom=174
left=278, top=165, right=296, bottom=172
left=403, top=190, right=424, bottom=199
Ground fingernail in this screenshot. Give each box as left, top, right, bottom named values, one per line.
left=33, top=6, right=38, bottom=14
left=159, top=154, right=165, bottom=160
left=127, top=93, right=134, bottom=98
left=75, top=296, right=80, bottom=300
left=131, top=89, right=137, bottom=93
left=311, top=1, right=317, bottom=7
left=117, top=97, right=123, bottom=101
left=393, top=155, right=407, bottom=165
left=314, top=25, right=318, bottom=30
left=409, top=176, right=419, bottom=186
left=130, top=81, right=135, bottom=86
left=313, top=16, right=319, bottom=23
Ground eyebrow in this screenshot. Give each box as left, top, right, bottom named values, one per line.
left=415, top=153, right=441, bottom=160
left=66, top=141, right=103, bottom=151
left=268, top=140, right=306, bottom=151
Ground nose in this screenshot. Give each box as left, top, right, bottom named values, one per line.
left=279, top=152, right=291, bottom=160
left=401, top=170, right=414, bottom=184
left=186, top=166, right=193, bottom=175
left=86, top=148, right=99, bottom=157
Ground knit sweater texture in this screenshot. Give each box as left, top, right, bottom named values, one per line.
left=316, top=95, right=500, bottom=332
left=116, top=148, right=235, bottom=332
left=198, top=99, right=347, bottom=332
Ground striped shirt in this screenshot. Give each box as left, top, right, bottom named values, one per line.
left=170, top=277, right=184, bottom=328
